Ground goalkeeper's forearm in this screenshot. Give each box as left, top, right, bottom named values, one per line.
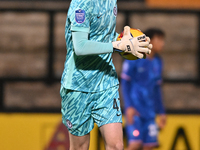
left=72, top=31, right=114, bottom=56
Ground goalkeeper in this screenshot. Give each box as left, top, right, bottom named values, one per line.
left=121, top=28, right=166, bottom=150
left=60, top=0, right=152, bottom=150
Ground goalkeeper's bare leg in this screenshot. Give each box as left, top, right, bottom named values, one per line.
left=100, top=122, right=124, bottom=150
left=68, top=132, right=90, bottom=150
left=68, top=123, right=123, bottom=150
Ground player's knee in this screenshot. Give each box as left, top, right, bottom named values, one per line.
left=116, top=141, right=124, bottom=150
left=107, top=141, right=124, bottom=150
left=69, top=139, right=90, bottom=150
left=70, top=143, right=89, bottom=150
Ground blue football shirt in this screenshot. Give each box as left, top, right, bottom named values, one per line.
left=121, top=55, right=165, bottom=119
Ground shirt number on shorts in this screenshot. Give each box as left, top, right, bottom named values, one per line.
left=113, top=98, right=119, bottom=111
left=148, top=124, right=158, bottom=137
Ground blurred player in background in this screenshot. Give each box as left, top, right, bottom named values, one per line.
left=60, top=0, right=152, bottom=150
left=121, top=28, right=166, bottom=150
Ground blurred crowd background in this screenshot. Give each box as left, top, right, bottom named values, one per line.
left=0, top=0, right=200, bottom=112
left=1, top=0, right=200, bottom=149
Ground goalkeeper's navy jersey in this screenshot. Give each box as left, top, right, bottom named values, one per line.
left=61, top=0, right=119, bottom=92
left=121, top=55, right=165, bottom=119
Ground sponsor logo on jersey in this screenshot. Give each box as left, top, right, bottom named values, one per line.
left=117, top=113, right=121, bottom=116
left=66, top=120, right=73, bottom=129
left=113, top=7, right=117, bottom=16
left=97, top=14, right=103, bottom=19
left=75, top=9, right=85, bottom=24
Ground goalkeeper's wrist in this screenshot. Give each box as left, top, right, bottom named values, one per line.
left=112, top=41, right=123, bottom=53
left=113, top=48, right=123, bottom=53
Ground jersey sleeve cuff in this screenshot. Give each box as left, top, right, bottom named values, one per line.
left=71, top=26, right=90, bottom=33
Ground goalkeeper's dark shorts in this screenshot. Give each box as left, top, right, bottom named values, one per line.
left=60, top=85, right=122, bottom=136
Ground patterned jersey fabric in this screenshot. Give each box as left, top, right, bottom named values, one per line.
left=61, top=0, right=119, bottom=92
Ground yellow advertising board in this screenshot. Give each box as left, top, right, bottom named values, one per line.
left=0, top=113, right=199, bottom=150
left=155, top=115, right=200, bottom=150
left=0, top=113, right=98, bottom=150
left=146, top=0, right=200, bottom=9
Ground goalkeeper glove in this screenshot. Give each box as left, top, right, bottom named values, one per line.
left=112, top=26, right=152, bottom=59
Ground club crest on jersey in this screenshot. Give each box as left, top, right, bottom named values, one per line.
left=113, top=7, right=117, bottom=16
left=75, top=9, right=85, bottom=24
